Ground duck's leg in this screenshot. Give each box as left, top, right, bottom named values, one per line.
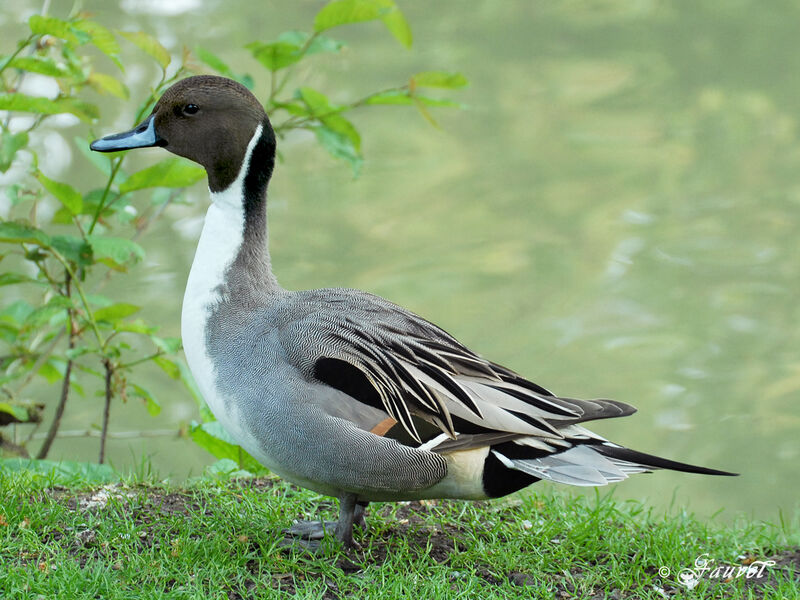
left=334, top=493, right=361, bottom=548
left=282, top=495, right=364, bottom=548
left=354, top=501, right=368, bottom=530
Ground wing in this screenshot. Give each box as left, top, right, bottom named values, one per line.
left=277, top=288, right=635, bottom=447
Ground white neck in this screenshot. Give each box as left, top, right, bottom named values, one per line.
left=180, top=124, right=264, bottom=404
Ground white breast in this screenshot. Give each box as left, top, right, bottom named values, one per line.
left=180, top=125, right=265, bottom=449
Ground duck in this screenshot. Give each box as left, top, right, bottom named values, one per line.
left=90, top=75, right=736, bottom=548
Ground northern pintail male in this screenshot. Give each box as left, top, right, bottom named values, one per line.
left=91, top=75, right=735, bottom=548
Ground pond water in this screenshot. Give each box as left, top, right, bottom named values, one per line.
left=2, top=1, right=798, bottom=525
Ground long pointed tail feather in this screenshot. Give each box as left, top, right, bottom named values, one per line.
left=593, top=443, right=738, bottom=476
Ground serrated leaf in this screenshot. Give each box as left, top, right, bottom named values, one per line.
left=1, top=56, right=67, bottom=77
left=314, top=0, right=411, bottom=48
left=119, top=30, right=170, bottom=70
left=0, top=94, right=98, bottom=121
left=51, top=234, right=93, bottom=266
left=28, top=15, right=79, bottom=45
left=36, top=171, right=82, bottom=215
left=72, top=21, right=122, bottom=69
left=0, top=131, right=28, bottom=173
left=189, top=421, right=267, bottom=473
left=0, top=221, right=50, bottom=246
left=131, top=383, right=161, bottom=416
left=93, top=303, right=140, bottom=323
left=153, top=356, right=181, bottom=379
left=119, top=158, right=205, bottom=193
left=88, top=72, right=129, bottom=99
left=314, top=125, right=362, bottom=176
left=411, top=71, right=468, bottom=89
left=86, top=235, right=144, bottom=270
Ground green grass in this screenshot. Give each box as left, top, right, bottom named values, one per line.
left=0, top=464, right=797, bottom=599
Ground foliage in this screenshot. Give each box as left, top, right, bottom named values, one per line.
left=0, top=1, right=466, bottom=467
left=0, top=468, right=797, bottom=598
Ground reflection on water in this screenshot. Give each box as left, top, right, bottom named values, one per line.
left=2, top=1, right=798, bottom=521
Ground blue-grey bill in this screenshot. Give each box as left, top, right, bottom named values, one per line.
left=90, top=114, right=164, bottom=152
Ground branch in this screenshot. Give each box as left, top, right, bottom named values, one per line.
left=36, top=271, right=75, bottom=459
left=98, top=358, right=113, bottom=464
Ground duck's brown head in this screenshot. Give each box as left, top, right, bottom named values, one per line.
left=91, top=75, right=273, bottom=192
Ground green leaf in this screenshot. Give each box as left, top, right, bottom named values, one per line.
left=177, top=362, right=210, bottom=419
left=380, top=6, right=412, bottom=48
left=72, top=21, right=122, bottom=69
left=118, top=30, right=170, bottom=70
left=38, top=360, right=63, bottom=384
left=28, top=15, right=79, bottom=45
left=153, top=356, right=181, bottom=379
left=0, top=273, right=39, bottom=287
left=203, top=458, right=254, bottom=480
left=0, top=402, right=30, bottom=423
left=411, top=71, right=469, bottom=89
left=0, top=300, right=34, bottom=325
left=64, top=346, right=96, bottom=360
left=0, top=458, right=118, bottom=485
left=1, top=56, right=67, bottom=77
left=189, top=421, right=267, bottom=474
left=119, top=158, right=205, bottom=193
left=0, top=94, right=98, bottom=121
left=194, top=46, right=253, bottom=88
left=364, top=90, right=464, bottom=108
left=93, top=303, right=140, bottom=324
left=0, top=131, right=28, bottom=173
left=114, top=319, right=157, bottom=335
left=150, top=336, right=181, bottom=354
left=247, top=41, right=304, bottom=72
left=24, top=296, right=72, bottom=328
left=51, top=234, right=93, bottom=266
left=87, top=72, right=129, bottom=99
left=298, top=86, right=335, bottom=114
left=131, top=383, right=161, bottom=416
left=0, top=221, right=50, bottom=246
left=314, top=125, right=362, bottom=176
left=314, top=0, right=412, bottom=48
left=277, top=30, right=345, bottom=56
left=86, top=235, right=145, bottom=270
left=36, top=172, right=82, bottom=215
left=364, top=90, right=415, bottom=105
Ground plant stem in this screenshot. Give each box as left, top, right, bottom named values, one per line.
left=88, top=157, right=123, bottom=235
left=0, top=34, right=36, bottom=79
left=98, top=358, right=113, bottom=464
left=30, top=428, right=180, bottom=440
left=36, top=273, right=75, bottom=459
left=117, top=350, right=163, bottom=370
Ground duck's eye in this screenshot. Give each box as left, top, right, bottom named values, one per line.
left=183, top=104, right=199, bottom=115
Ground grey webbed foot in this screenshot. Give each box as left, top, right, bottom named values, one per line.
left=283, top=520, right=338, bottom=540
